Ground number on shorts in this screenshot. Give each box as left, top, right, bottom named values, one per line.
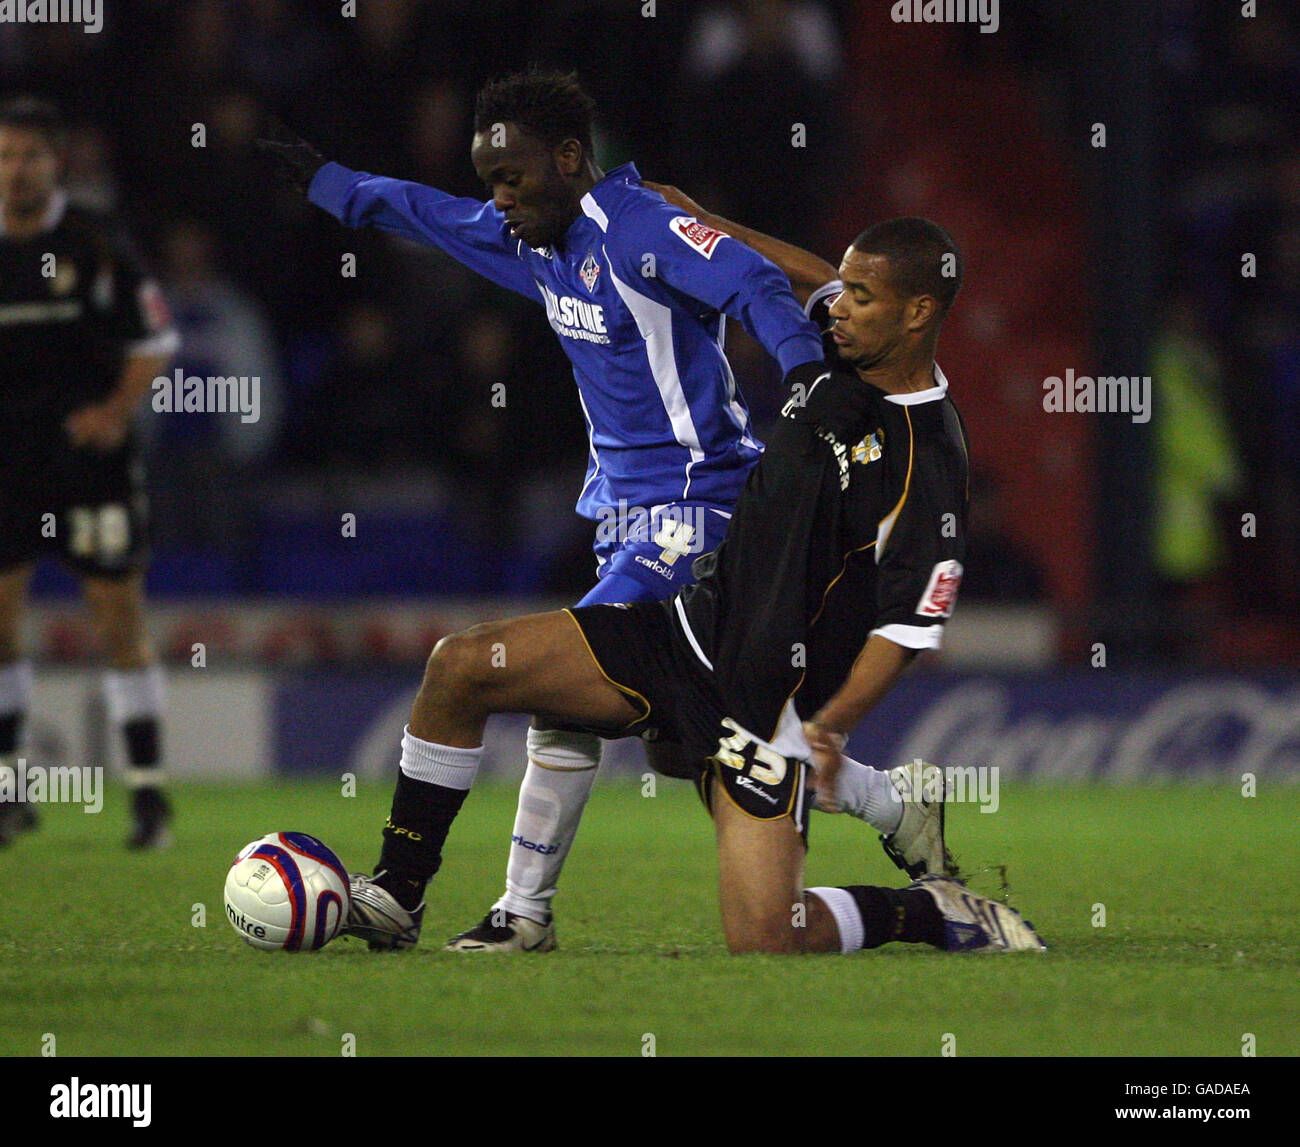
left=713, top=718, right=787, bottom=787
left=68, top=504, right=130, bottom=562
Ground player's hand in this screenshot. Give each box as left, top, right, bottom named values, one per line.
left=255, top=115, right=327, bottom=193
left=803, top=721, right=846, bottom=814
left=643, top=181, right=707, bottom=218
left=65, top=401, right=131, bottom=451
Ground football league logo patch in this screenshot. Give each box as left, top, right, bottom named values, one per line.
left=580, top=251, right=601, bottom=291
left=669, top=216, right=727, bottom=259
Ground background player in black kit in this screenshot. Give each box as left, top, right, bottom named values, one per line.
left=0, top=98, right=180, bottom=848
left=343, top=209, right=1044, bottom=955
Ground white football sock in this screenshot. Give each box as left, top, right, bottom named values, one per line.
left=832, top=755, right=903, bottom=834
left=0, top=661, right=33, bottom=778
left=495, top=727, right=600, bottom=924
left=0, top=660, right=33, bottom=714
left=805, top=887, right=863, bottom=954
left=103, top=666, right=167, bottom=784
left=399, top=726, right=482, bottom=790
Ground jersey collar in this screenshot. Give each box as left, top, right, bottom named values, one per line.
left=884, top=362, right=949, bottom=405
left=577, top=163, right=643, bottom=237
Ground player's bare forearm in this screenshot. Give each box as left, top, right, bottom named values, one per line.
left=809, top=634, right=918, bottom=738
left=108, top=351, right=172, bottom=415
left=65, top=351, right=171, bottom=450
left=643, top=181, right=838, bottom=304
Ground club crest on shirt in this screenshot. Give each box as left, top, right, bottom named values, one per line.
left=852, top=429, right=883, bottom=465
left=580, top=251, right=601, bottom=291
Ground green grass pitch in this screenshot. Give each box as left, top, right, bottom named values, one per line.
left=1, top=779, right=1296, bottom=1057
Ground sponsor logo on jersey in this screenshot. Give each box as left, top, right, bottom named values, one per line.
left=852, top=430, right=883, bottom=465
left=580, top=251, right=601, bottom=291
left=540, top=283, right=610, bottom=344
left=916, top=559, right=963, bottom=618
left=668, top=215, right=727, bottom=259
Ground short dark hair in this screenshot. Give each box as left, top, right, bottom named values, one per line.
left=0, top=96, right=66, bottom=148
left=853, top=217, right=962, bottom=312
left=474, top=68, right=596, bottom=156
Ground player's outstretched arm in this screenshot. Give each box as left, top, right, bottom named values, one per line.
left=255, top=118, right=537, bottom=301
left=643, top=181, right=838, bottom=305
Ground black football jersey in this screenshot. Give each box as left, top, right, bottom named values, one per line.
left=0, top=194, right=172, bottom=423
left=677, top=280, right=971, bottom=740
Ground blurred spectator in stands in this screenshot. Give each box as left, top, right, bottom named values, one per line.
left=674, top=0, right=841, bottom=248
left=406, top=78, right=477, bottom=197
left=1150, top=295, right=1242, bottom=620
left=333, top=0, right=426, bottom=173
left=62, top=120, right=118, bottom=213
left=286, top=301, right=427, bottom=470
left=231, top=0, right=337, bottom=125
left=961, top=468, right=1045, bottom=604
left=147, top=219, right=284, bottom=550
left=443, top=310, right=518, bottom=542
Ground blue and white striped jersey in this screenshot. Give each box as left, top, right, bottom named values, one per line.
left=309, top=161, right=824, bottom=519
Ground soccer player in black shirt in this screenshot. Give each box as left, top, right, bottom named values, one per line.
left=0, top=99, right=180, bottom=849
left=344, top=211, right=1043, bottom=954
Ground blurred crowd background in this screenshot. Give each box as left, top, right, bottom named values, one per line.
left=3, top=0, right=1297, bottom=666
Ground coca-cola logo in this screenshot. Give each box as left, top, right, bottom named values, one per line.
left=890, top=679, right=1300, bottom=778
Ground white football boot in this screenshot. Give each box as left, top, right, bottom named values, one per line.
left=913, top=874, right=1046, bottom=952
left=342, top=872, right=424, bottom=950
left=445, top=909, right=556, bottom=953
left=880, top=760, right=956, bottom=877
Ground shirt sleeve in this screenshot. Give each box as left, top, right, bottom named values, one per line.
left=804, top=279, right=842, bottom=332
left=607, top=198, right=824, bottom=374
left=308, top=162, right=539, bottom=302
left=104, top=229, right=181, bottom=358
left=870, top=434, right=968, bottom=651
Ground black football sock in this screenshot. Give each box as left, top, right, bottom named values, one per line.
left=0, top=710, right=23, bottom=756
left=846, top=885, right=946, bottom=948
left=374, top=770, right=469, bottom=910
left=123, top=716, right=160, bottom=768
left=122, top=716, right=170, bottom=819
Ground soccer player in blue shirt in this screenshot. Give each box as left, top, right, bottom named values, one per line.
left=258, top=70, right=929, bottom=952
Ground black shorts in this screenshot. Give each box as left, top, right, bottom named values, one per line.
left=567, top=602, right=811, bottom=832
left=0, top=425, right=149, bottom=580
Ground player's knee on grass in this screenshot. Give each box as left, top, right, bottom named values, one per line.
left=712, top=781, right=809, bottom=955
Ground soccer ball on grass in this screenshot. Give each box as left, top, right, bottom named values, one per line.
left=224, top=832, right=350, bottom=951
